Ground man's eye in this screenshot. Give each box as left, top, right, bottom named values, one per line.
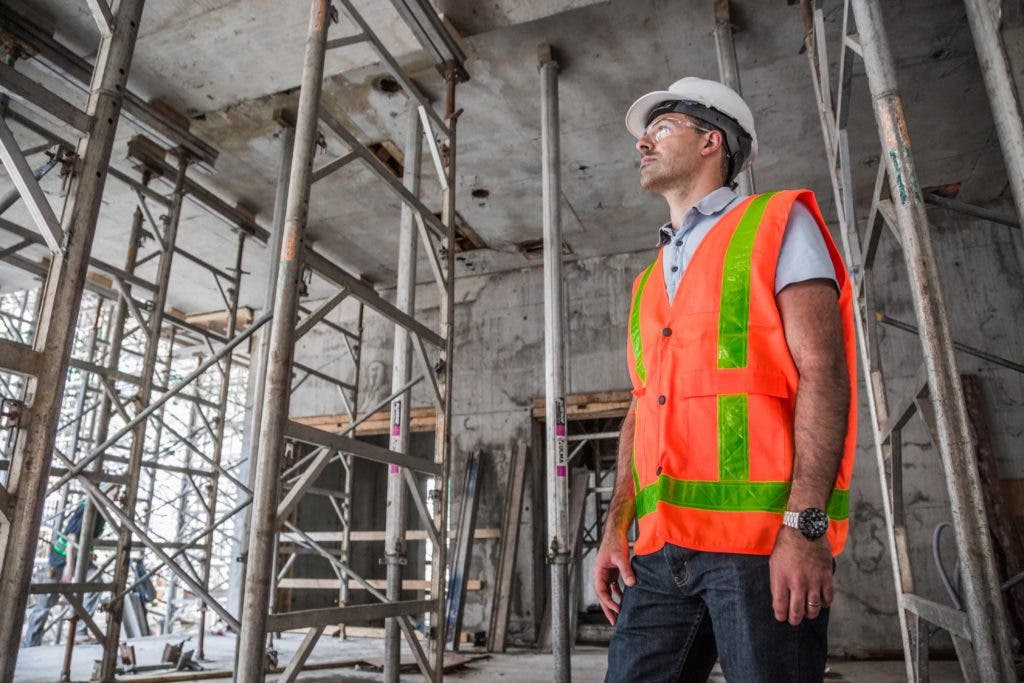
left=653, top=127, right=670, bottom=142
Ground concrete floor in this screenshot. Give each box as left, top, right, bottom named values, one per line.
left=13, top=631, right=966, bottom=682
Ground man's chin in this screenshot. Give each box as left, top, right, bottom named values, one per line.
left=639, top=171, right=667, bottom=194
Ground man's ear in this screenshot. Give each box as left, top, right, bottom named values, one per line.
left=700, top=129, right=724, bottom=159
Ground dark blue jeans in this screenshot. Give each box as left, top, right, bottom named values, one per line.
left=605, top=543, right=829, bottom=682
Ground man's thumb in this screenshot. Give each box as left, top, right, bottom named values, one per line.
left=619, top=555, right=636, bottom=586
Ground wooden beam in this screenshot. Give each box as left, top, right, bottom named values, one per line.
left=532, top=390, right=632, bottom=419
left=294, top=406, right=436, bottom=436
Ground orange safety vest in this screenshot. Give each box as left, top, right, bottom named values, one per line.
left=626, top=190, right=857, bottom=557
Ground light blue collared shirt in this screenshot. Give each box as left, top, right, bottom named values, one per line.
left=658, top=187, right=837, bottom=304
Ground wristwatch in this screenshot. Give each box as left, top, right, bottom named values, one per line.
left=783, top=508, right=829, bottom=540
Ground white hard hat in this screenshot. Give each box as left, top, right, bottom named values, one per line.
left=625, top=77, right=758, bottom=180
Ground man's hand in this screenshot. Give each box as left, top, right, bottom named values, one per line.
left=60, top=564, right=74, bottom=583
left=593, top=530, right=636, bottom=625
left=769, top=526, right=833, bottom=625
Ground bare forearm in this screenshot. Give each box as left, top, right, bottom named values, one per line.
left=788, top=363, right=849, bottom=510
left=604, top=398, right=637, bottom=535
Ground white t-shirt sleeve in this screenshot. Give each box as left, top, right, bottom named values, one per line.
left=774, top=200, right=838, bottom=294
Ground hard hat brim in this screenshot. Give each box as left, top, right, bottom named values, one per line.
left=625, top=90, right=677, bottom=139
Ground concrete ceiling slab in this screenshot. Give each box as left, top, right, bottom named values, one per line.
left=0, top=0, right=1015, bottom=315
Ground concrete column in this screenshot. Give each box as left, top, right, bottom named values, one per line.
left=539, top=44, right=571, bottom=683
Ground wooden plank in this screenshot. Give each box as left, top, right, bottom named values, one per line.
left=294, top=406, right=436, bottom=436
left=488, top=441, right=527, bottom=652
left=278, top=578, right=481, bottom=591
left=532, top=390, right=632, bottom=419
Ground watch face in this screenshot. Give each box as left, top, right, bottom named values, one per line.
left=798, top=508, right=829, bottom=540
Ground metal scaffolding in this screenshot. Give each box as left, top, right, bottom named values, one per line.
left=802, top=0, right=1018, bottom=679
left=0, top=0, right=467, bottom=679
left=234, top=1, right=466, bottom=681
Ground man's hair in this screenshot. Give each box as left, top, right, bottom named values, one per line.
left=682, top=114, right=730, bottom=185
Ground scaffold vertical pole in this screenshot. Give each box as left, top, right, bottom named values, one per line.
left=197, top=230, right=246, bottom=659
left=383, top=101, right=422, bottom=681
left=0, top=2, right=146, bottom=676
left=962, top=0, right=1024, bottom=265
left=232, top=114, right=295, bottom=622
left=539, top=43, right=571, bottom=683
left=236, top=1, right=329, bottom=679
left=850, top=1, right=1016, bottom=678
left=712, top=0, right=754, bottom=196
left=100, top=150, right=189, bottom=681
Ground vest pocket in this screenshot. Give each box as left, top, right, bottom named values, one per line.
left=666, top=368, right=793, bottom=482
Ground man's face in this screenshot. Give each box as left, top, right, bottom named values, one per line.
left=635, top=114, right=711, bottom=194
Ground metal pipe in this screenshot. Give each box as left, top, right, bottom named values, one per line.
left=427, top=68, right=458, bottom=683
left=163, top=391, right=199, bottom=635
left=0, top=3, right=145, bottom=675
left=384, top=102, right=422, bottom=681
left=712, top=0, right=754, bottom=196
left=197, top=231, right=245, bottom=658
left=924, top=192, right=1020, bottom=230
left=339, top=302, right=364, bottom=638
left=231, top=116, right=294, bottom=621
left=852, top=1, right=1016, bottom=679
left=962, top=0, right=1024, bottom=264
left=539, top=46, right=571, bottom=683
left=140, top=327, right=178, bottom=529
left=99, top=149, right=188, bottom=680
left=235, top=3, right=330, bottom=679
left=0, top=149, right=60, bottom=216
left=46, top=307, right=272, bottom=495
left=56, top=295, right=105, bottom=669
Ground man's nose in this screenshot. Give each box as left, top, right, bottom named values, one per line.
left=636, top=135, right=652, bottom=155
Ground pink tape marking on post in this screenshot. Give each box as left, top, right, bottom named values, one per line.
left=556, top=464, right=567, bottom=477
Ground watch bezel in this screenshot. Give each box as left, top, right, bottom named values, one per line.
left=797, top=507, right=829, bottom=540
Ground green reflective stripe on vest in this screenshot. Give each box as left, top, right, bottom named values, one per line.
left=713, top=193, right=775, bottom=488
left=717, top=394, right=748, bottom=480
left=717, top=192, right=777, bottom=370
left=635, top=475, right=850, bottom=521
left=630, top=262, right=658, bottom=385
left=52, top=534, right=68, bottom=557
left=631, top=457, right=640, bottom=495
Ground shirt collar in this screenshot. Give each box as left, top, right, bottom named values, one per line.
left=657, top=186, right=739, bottom=246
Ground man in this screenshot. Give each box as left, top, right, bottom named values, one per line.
left=595, top=77, right=857, bottom=682
left=22, top=485, right=119, bottom=647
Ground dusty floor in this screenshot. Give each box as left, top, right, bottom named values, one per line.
left=13, top=631, right=966, bottom=681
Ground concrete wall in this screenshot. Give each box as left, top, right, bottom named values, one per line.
left=288, top=195, right=1024, bottom=651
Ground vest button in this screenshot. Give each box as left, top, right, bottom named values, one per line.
left=658, top=395, right=666, bottom=405
left=656, top=466, right=663, bottom=475
left=662, top=327, right=672, bottom=337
